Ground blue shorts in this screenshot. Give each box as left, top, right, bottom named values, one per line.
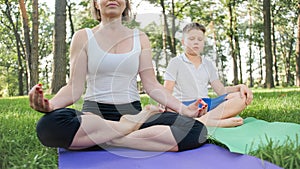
left=182, top=94, right=228, bottom=111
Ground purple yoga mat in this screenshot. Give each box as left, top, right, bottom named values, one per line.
left=58, top=144, right=282, bottom=169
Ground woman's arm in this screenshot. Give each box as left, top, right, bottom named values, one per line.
left=50, top=29, right=88, bottom=109
left=29, top=29, right=88, bottom=112
left=163, top=80, right=175, bottom=94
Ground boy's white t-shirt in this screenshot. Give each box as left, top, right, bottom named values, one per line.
left=164, top=53, right=219, bottom=101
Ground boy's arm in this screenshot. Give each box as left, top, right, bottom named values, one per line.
left=211, top=80, right=253, bottom=105
left=210, top=80, right=226, bottom=96
left=225, top=84, right=253, bottom=105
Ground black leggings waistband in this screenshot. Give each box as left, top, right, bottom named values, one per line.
left=82, top=100, right=142, bottom=121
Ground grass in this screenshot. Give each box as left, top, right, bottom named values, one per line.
left=0, top=88, right=300, bottom=168
left=0, top=96, right=57, bottom=169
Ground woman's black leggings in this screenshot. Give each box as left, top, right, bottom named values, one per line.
left=36, top=100, right=207, bottom=151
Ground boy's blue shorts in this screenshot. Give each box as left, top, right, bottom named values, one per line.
left=182, top=94, right=228, bottom=111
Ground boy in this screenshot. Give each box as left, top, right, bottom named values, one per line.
left=164, top=22, right=253, bottom=127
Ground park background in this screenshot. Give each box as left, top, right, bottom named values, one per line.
left=0, top=0, right=300, bottom=169
left=0, top=0, right=299, bottom=96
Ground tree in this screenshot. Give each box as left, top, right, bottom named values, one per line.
left=263, top=0, right=274, bottom=88
left=296, top=0, right=300, bottom=86
left=19, top=0, right=39, bottom=90
left=227, top=0, right=239, bottom=85
left=2, top=0, right=26, bottom=95
left=247, top=1, right=254, bottom=87
left=31, top=0, right=39, bottom=87
left=67, top=0, right=75, bottom=37
left=51, top=0, right=67, bottom=94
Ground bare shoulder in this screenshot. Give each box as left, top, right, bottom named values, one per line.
left=71, top=29, right=88, bottom=44
left=137, top=30, right=151, bottom=49
left=70, top=29, right=89, bottom=52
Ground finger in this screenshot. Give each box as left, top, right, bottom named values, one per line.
left=198, top=99, right=207, bottom=107
left=43, top=99, right=50, bottom=112
left=246, top=95, right=253, bottom=105
left=37, top=89, right=44, bottom=109
left=240, top=89, right=245, bottom=98
left=33, top=87, right=40, bottom=108
left=29, top=88, right=35, bottom=108
left=193, top=99, right=200, bottom=107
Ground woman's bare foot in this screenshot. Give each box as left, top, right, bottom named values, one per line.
left=119, top=105, right=162, bottom=132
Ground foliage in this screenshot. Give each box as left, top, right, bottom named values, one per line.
left=0, top=0, right=54, bottom=96
left=0, top=0, right=300, bottom=95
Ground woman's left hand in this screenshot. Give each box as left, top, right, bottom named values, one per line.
left=182, top=99, right=208, bottom=118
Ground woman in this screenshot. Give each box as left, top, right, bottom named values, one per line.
left=29, top=0, right=207, bottom=152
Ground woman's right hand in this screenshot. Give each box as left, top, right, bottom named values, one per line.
left=29, top=84, right=54, bottom=113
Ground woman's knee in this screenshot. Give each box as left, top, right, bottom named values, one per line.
left=36, top=108, right=81, bottom=148
left=171, top=120, right=207, bottom=151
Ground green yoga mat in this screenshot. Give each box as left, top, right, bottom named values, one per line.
left=208, top=117, right=300, bottom=154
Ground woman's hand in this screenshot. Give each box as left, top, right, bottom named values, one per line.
left=29, top=84, right=54, bottom=113
left=182, top=99, right=208, bottom=118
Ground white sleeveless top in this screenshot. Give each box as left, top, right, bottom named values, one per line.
left=84, top=28, right=141, bottom=104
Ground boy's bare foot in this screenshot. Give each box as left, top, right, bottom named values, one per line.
left=119, top=105, right=162, bottom=133
left=214, top=117, right=244, bottom=127
left=198, top=117, right=243, bottom=128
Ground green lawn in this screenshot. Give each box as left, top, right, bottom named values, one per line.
left=0, top=88, right=300, bottom=168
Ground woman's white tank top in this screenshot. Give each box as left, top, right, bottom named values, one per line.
left=84, top=28, right=141, bottom=104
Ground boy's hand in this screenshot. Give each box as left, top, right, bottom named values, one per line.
left=239, top=84, right=253, bottom=105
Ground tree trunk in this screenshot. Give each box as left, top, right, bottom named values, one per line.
left=258, top=42, right=263, bottom=86
left=248, top=5, right=254, bottom=87
left=234, top=30, right=242, bottom=83
left=4, top=0, right=24, bottom=95
left=263, top=0, right=274, bottom=88
left=67, top=0, right=75, bottom=37
left=31, top=0, right=39, bottom=87
left=160, top=0, right=168, bottom=66
left=271, top=9, right=279, bottom=86
left=287, top=36, right=294, bottom=86
left=19, top=0, right=33, bottom=90
left=296, top=1, right=300, bottom=87
left=228, top=2, right=239, bottom=85
left=51, top=0, right=67, bottom=94
left=159, top=0, right=174, bottom=65
left=171, top=0, right=176, bottom=57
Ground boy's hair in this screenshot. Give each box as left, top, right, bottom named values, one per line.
left=182, top=22, right=206, bottom=34
left=91, top=0, right=131, bottom=22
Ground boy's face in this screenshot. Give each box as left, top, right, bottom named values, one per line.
left=182, top=29, right=205, bottom=56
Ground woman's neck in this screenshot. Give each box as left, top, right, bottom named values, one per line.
left=99, top=18, right=123, bottom=30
